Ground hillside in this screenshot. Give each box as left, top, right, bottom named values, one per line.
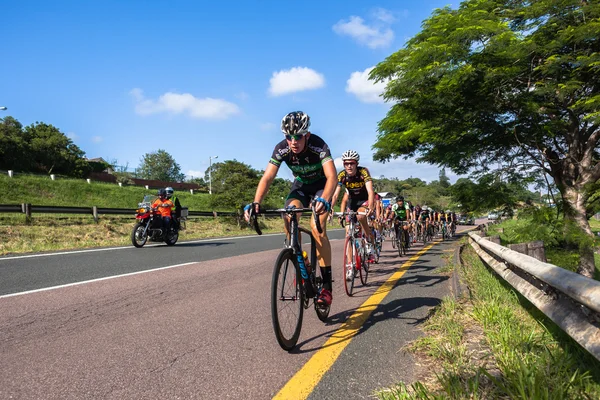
left=0, top=173, right=219, bottom=211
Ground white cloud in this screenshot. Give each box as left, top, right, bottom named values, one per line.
left=260, top=122, right=276, bottom=131
left=346, top=66, right=388, bottom=104
left=334, top=157, right=344, bottom=172
left=372, top=8, right=396, bottom=23
left=186, top=170, right=205, bottom=179
left=333, top=14, right=394, bottom=49
left=268, top=67, right=325, bottom=96
left=91, top=136, right=103, bottom=143
left=130, top=88, right=240, bottom=120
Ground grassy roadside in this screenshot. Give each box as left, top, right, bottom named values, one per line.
left=486, top=216, right=600, bottom=278
left=0, top=216, right=294, bottom=255
left=0, top=173, right=215, bottom=209
left=376, top=242, right=600, bottom=399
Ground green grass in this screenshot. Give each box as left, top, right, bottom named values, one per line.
left=0, top=173, right=217, bottom=210
left=377, top=243, right=600, bottom=399
left=0, top=173, right=344, bottom=255
left=486, top=215, right=600, bottom=278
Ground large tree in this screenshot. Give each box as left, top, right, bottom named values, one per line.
left=24, top=122, right=89, bottom=177
left=371, top=0, right=600, bottom=276
left=138, top=149, right=185, bottom=182
left=205, top=159, right=292, bottom=209
left=1, top=117, right=90, bottom=177
left=0, top=116, right=29, bottom=171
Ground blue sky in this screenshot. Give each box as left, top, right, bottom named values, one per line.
left=1, top=0, right=458, bottom=184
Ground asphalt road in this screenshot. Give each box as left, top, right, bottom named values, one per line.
left=0, top=224, right=476, bottom=399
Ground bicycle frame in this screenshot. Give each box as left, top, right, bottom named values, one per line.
left=249, top=205, right=328, bottom=351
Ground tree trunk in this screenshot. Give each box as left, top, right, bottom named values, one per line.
left=562, top=187, right=596, bottom=278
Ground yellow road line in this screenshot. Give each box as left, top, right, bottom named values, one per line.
left=273, top=241, right=439, bottom=400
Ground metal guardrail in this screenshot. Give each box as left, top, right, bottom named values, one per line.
left=469, top=232, right=600, bottom=313
left=0, top=204, right=241, bottom=219
left=467, top=231, right=600, bottom=361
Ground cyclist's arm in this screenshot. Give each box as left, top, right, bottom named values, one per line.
left=253, top=163, right=279, bottom=203
left=331, top=184, right=342, bottom=211
left=340, top=191, right=349, bottom=213
left=321, top=160, right=338, bottom=203
left=365, top=180, right=375, bottom=212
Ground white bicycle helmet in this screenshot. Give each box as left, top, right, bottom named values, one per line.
left=341, top=150, right=360, bottom=162
left=281, top=111, right=310, bottom=136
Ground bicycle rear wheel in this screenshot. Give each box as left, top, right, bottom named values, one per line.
left=343, top=236, right=357, bottom=296
left=271, top=249, right=304, bottom=351
left=397, top=236, right=403, bottom=257
left=373, top=237, right=381, bottom=264
left=314, top=267, right=330, bottom=322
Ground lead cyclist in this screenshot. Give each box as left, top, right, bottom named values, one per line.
left=244, top=111, right=338, bottom=307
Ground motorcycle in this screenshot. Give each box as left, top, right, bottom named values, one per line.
left=131, top=195, right=180, bottom=248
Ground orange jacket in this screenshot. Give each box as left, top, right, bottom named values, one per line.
left=152, top=198, right=174, bottom=217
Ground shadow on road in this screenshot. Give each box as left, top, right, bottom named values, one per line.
left=292, top=249, right=448, bottom=353
left=293, top=295, right=442, bottom=354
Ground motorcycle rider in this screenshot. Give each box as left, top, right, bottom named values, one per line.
left=165, top=187, right=181, bottom=229
left=152, top=189, right=174, bottom=236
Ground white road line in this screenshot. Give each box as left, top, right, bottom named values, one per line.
left=0, top=230, right=345, bottom=298
left=0, top=229, right=345, bottom=262
left=0, top=232, right=285, bottom=261
left=0, top=262, right=198, bottom=299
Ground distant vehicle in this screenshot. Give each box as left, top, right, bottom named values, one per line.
left=458, top=215, right=475, bottom=225
left=488, top=212, right=499, bottom=220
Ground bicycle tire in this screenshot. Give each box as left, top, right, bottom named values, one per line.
left=343, top=236, right=356, bottom=296
left=373, top=238, right=381, bottom=264
left=359, top=243, right=369, bottom=285
left=271, top=248, right=304, bottom=351
left=314, top=264, right=330, bottom=322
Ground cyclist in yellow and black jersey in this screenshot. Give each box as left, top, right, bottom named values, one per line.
left=331, top=150, right=376, bottom=262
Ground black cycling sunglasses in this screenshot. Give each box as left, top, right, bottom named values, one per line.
left=285, top=133, right=306, bottom=141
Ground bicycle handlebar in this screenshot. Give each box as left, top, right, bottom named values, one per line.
left=248, top=206, right=323, bottom=235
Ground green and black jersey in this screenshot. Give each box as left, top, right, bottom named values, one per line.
left=269, top=134, right=333, bottom=184
left=392, top=202, right=411, bottom=220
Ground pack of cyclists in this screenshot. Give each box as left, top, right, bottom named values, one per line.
left=244, top=110, right=459, bottom=310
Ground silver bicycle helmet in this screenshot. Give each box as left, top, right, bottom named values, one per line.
left=341, top=150, right=360, bottom=162
left=281, top=111, right=311, bottom=135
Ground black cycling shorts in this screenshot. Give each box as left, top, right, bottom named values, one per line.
left=285, top=178, right=326, bottom=208
left=347, top=198, right=369, bottom=212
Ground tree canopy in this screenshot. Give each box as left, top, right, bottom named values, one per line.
left=206, top=159, right=292, bottom=209
left=0, top=116, right=90, bottom=177
left=138, top=149, right=185, bottom=182
left=371, top=0, right=599, bottom=276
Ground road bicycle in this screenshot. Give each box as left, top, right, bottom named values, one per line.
left=425, top=221, right=434, bottom=243
left=440, top=220, right=447, bottom=241
left=368, top=218, right=382, bottom=264
left=335, top=211, right=370, bottom=296
left=415, top=220, right=424, bottom=243
left=248, top=204, right=329, bottom=351
left=394, top=220, right=410, bottom=256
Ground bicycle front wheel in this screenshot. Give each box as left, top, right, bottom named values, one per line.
left=343, top=236, right=357, bottom=296
left=359, top=243, right=369, bottom=285
left=271, top=248, right=304, bottom=351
